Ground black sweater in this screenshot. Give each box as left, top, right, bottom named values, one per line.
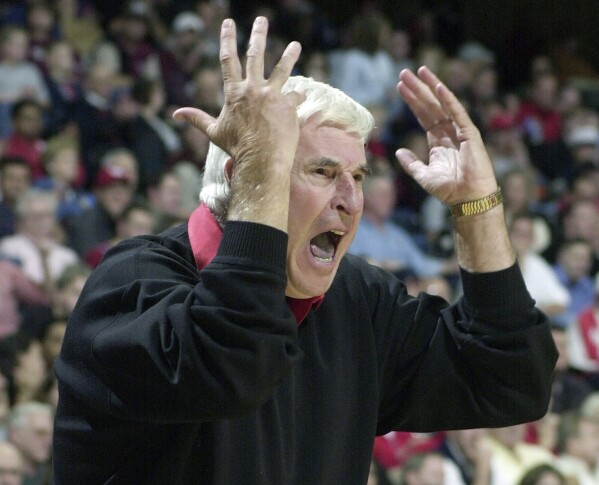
left=53, top=221, right=557, bottom=484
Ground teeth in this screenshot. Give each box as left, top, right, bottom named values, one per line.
left=330, top=230, right=345, bottom=236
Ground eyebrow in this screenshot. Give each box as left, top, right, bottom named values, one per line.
left=312, top=158, right=371, bottom=176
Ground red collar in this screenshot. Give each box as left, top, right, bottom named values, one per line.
left=188, top=204, right=323, bottom=325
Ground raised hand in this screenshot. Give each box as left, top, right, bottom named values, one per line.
left=173, top=17, right=305, bottom=231
left=396, top=66, right=498, bottom=206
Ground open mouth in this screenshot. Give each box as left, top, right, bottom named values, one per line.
left=309, top=230, right=345, bottom=263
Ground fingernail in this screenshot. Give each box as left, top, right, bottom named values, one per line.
left=223, top=18, right=233, bottom=28
left=255, top=16, right=266, bottom=25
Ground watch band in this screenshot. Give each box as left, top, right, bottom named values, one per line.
left=450, top=187, right=503, bottom=218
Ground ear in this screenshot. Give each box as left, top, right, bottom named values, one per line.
left=224, top=157, right=235, bottom=184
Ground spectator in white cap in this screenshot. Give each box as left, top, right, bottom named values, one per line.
left=163, top=12, right=209, bottom=107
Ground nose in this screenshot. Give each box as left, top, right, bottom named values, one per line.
left=331, top=173, right=363, bottom=216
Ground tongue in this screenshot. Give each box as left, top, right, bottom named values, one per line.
left=310, top=232, right=334, bottom=259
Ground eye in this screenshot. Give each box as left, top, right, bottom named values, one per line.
left=353, top=172, right=366, bottom=183
left=313, top=167, right=334, bottom=178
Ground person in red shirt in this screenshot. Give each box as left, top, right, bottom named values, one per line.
left=3, top=100, right=46, bottom=180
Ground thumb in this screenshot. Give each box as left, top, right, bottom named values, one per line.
left=395, top=148, right=426, bottom=181
left=172, top=107, right=216, bottom=136
left=285, top=90, right=306, bottom=107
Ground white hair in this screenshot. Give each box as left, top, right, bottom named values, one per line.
left=199, top=76, right=375, bottom=222
left=7, top=401, right=53, bottom=431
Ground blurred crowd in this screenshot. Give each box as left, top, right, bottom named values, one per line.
left=1, top=0, right=599, bottom=484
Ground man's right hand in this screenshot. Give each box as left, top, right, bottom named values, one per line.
left=173, top=17, right=305, bottom=232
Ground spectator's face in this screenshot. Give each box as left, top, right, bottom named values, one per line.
left=285, top=118, right=366, bottom=298
left=509, top=218, right=534, bottom=255
left=97, top=183, right=133, bottom=218
left=2, top=31, right=28, bottom=62
left=447, top=428, right=487, bottom=462
left=10, top=411, right=53, bottom=466
left=569, top=418, right=599, bottom=467
left=13, top=106, right=42, bottom=139
left=19, top=198, right=56, bottom=241
left=0, top=165, right=31, bottom=204
left=408, top=455, right=445, bottom=485
left=42, top=321, right=67, bottom=365
left=558, top=242, right=592, bottom=281
left=47, top=147, right=79, bottom=184
left=152, top=175, right=181, bottom=216
left=57, top=276, right=88, bottom=317
left=120, top=209, right=155, bottom=239
left=0, top=443, right=24, bottom=485
left=13, top=342, right=47, bottom=395
left=533, top=76, right=558, bottom=111
left=363, top=177, right=396, bottom=221
left=47, top=43, right=74, bottom=73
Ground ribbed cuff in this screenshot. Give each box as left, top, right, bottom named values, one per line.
left=217, top=221, right=288, bottom=270
left=460, top=262, right=532, bottom=319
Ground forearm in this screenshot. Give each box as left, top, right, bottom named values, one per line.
left=454, top=204, right=516, bottom=273
left=228, top=158, right=292, bottom=233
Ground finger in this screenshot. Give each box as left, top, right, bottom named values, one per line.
left=245, top=16, right=268, bottom=81
left=268, top=41, right=302, bottom=89
left=395, top=148, right=427, bottom=181
left=399, top=68, right=447, bottom=127
left=172, top=107, right=217, bottom=137
left=436, top=81, right=477, bottom=133
left=219, top=19, right=242, bottom=83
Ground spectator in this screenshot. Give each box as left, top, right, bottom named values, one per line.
left=0, top=26, right=49, bottom=139
left=517, top=73, right=570, bottom=181
left=128, top=78, right=182, bottom=188
left=328, top=11, right=396, bottom=107
left=0, top=441, right=25, bottom=485
left=567, top=277, right=599, bottom=387
left=0, top=157, right=32, bottom=239
left=553, top=239, right=595, bottom=326
left=52, top=263, right=91, bottom=321
left=485, top=424, right=554, bottom=485
left=41, top=319, right=67, bottom=371
left=189, top=61, right=225, bottom=118
left=26, top=2, right=58, bottom=66
left=146, top=169, right=188, bottom=231
left=436, top=429, right=492, bottom=485
left=54, top=0, right=103, bottom=62
left=485, top=112, right=531, bottom=180
left=84, top=201, right=155, bottom=268
left=111, top=1, right=163, bottom=80
left=398, top=452, right=446, bottom=485
left=550, top=325, right=594, bottom=414
left=554, top=411, right=599, bottom=485
left=7, top=401, right=53, bottom=485
left=3, top=100, right=46, bottom=181
left=34, top=134, right=94, bottom=226
left=42, top=40, right=83, bottom=137
left=0, top=189, right=79, bottom=289
left=500, top=168, right=553, bottom=254
left=72, top=63, right=123, bottom=181
left=350, top=172, right=457, bottom=279
left=508, top=212, right=570, bottom=318
left=0, top=334, right=47, bottom=406
left=67, top=162, right=136, bottom=257
left=0, top=258, right=50, bottom=339
left=164, top=11, right=206, bottom=105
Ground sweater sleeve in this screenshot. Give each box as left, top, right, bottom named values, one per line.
left=375, top=262, right=558, bottom=434
left=55, top=222, right=300, bottom=423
